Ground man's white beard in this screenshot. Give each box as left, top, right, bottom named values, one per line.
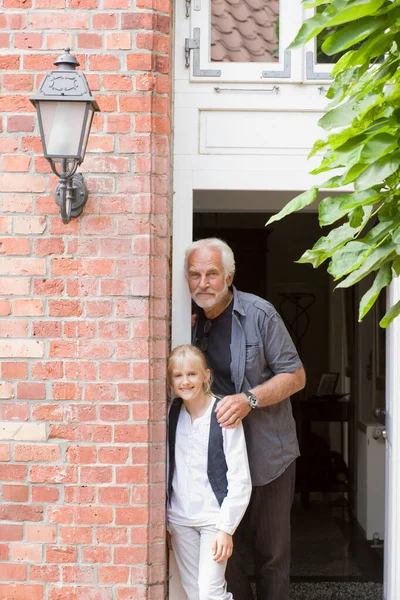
left=192, top=284, right=230, bottom=310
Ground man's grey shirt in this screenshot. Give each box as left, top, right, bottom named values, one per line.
left=192, top=287, right=302, bottom=487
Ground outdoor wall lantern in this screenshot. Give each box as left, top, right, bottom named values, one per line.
left=30, top=48, right=99, bottom=224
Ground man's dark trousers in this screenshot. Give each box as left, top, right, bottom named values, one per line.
left=226, top=461, right=296, bottom=600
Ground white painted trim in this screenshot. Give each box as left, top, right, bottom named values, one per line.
left=384, top=277, right=400, bottom=599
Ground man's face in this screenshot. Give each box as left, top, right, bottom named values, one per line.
left=187, top=247, right=233, bottom=311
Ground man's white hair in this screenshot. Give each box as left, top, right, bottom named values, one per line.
left=184, top=237, right=236, bottom=278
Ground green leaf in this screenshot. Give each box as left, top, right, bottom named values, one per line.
left=380, top=300, right=400, bottom=328
left=328, top=241, right=371, bottom=279
left=318, top=194, right=352, bottom=226
left=393, top=257, right=400, bottom=276
left=322, top=17, right=385, bottom=56
left=336, top=241, right=397, bottom=287
left=325, top=0, right=387, bottom=27
left=355, top=153, right=400, bottom=190
left=289, top=14, right=327, bottom=48
left=349, top=206, right=365, bottom=228
left=358, top=263, right=393, bottom=320
left=340, top=188, right=379, bottom=209
left=266, top=188, right=318, bottom=225
left=297, top=223, right=357, bottom=268
left=360, top=133, right=398, bottom=163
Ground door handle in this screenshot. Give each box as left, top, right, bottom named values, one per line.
left=372, top=427, right=386, bottom=440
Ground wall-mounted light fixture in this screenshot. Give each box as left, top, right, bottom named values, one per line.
left=30, top=48, right=99, bottom=224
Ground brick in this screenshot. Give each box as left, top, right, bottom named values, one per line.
left=0, top=257, right=45, bottom=276
left=30, top=13, right=88, bottom=29
left=86, top=136, right=114, bottom=153
left=17, top=383, right=46, bottom=400
left=33, top=322, right=62, bottom=338
left=32, top=361, right=63, bottom=380
left=0, top=238, right=30, bottom=255
left=0, top=382, right=14, bottom=398
left=1, top=195, right=32, bottom=213
left=62, top=565, right=95, bottom=584
left=98, top=446, right=129, bottom=464
left=33, top=279, right=64, bottom=296
left=2, top=485, right=29, bottom=502
left=106, top=115, right=131, bottom=133
left=15, top=444, right=60, bottom=462
left=52, top=382, right=82, bottom=400
left=0, top=320, right=27, bottom=337
left=80, top=466, right=112, bottom=484
left=81, top=547, right=112, bottom=563
left=65, top=445, right=96, bottom=464
left=48, top=300, right=82, bottom=317
left=83, top=383, right=115, bottom=401
left=89, top=54, right=120, bottom=70
left=30, top=565, right=60, bottom=582
left=0, top=504, right=43, bottom=521
left=14, top=216, right=46, bottom=234
left=105, top=33, right=131, bottom=50
left=98, top=566, right=129, bottom=584
left=1, top=362, right=27, bottom=379
left=98, top=487, right=129, bottom=505
left=14, top=33, right=42, bottom=48
left=46, top=546, right=77, bottom=564
left=0, top=422, right=46, bottom=441
left=7, top=115, right=35, bottom=130
left=46, top=34, right=74, bottom=49
left=77, top=33, right=102, bottom=48
left=0, top=300, right=11, bottom=315
left=0, top=444, right=10, bottom=461
left=14, top=300, right=44, bottom=316
left=0, top=564, right=26, bottom=581
left=32, top=486, right=59, bottom=503
left=0, top=34, right=10, bottom=47
left=127, top=53, right=153, bottom=71
left=92, top=13, right=117, bottom=29
left=122, top=13, right=154, bottom=30
left=0, top=524, right=23, bottom=541
left=0, top=175, right=44, bottom=193
left=49, top=586, right=113, bottom=600
left=1, top=403, right=29, bottom=421
left=26, top=525, right=56, bottom=543
left=103, top=75, right=132, bottom=91
left=59, top=527, right=92, bottom=544
left=0, top=278, right=30, bottom=296
left=33, top=238, right=64, bottom=256
left=11, top=544, right=42, bottom=562
left=0, top=55, right=20, bottom=69
left=96, top=527, right=128, bottom=545
left=64, top=486, right=95, bottom=504
left=0, top=585, right=44, bottom=600
left=30, top=466, right=77, bottom=484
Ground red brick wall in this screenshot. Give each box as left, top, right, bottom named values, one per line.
left=0, top=0, right=172, bottom=597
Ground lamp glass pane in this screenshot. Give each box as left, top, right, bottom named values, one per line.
left=79, top=105, right=94, bottom=161
left=39, top=101, right=87, bottom=158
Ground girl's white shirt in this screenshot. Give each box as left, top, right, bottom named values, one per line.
left=167, top=397, right=252, bottom=535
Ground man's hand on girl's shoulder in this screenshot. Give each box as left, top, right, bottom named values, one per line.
left=212, top=531, right=233, bottom=563
left=215, top=393, right=251, bottom=428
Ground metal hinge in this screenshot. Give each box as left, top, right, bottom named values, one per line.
left=185, top=37, right=199, bottom=68
left=185, top=0, right=190, bottom=17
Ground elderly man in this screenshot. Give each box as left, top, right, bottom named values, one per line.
left=185, top=237, right=306, bottom=600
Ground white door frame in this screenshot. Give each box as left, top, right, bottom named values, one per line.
left=384, top=278, right=400, bottom=599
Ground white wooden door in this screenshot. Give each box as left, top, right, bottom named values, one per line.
left=384, top=279, right=400, bottom=599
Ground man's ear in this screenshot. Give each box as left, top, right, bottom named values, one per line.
left=226, top=273, right=234, bottom=287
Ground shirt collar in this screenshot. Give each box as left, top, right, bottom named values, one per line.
left=232, top=286, right=246, bottom=316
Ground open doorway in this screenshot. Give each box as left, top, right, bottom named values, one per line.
left=193, top=191, right=384, bottom=598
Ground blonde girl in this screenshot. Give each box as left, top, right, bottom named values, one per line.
left=167, top=344, right=251, bottom=600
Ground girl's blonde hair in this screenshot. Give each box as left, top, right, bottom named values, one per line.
left=167, top=344, right=212, bottom=395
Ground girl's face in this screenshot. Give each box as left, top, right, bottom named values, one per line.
left=170, top=359, right=210, bottom=404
